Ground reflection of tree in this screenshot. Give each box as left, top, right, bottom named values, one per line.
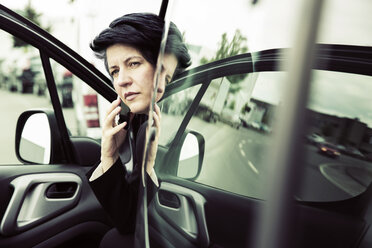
left=13, top=1, right=51, bottom=49
left=200, top=29, right=248, bottom=93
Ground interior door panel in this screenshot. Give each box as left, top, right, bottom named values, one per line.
left=148, top=177, right=369, bottom=248
left=0, top=165, right=111, bottom=248
left=149, top=182, right=209, bottom=248
left=149, top=178, right=260, bottom=248
left=1, top=173, right=82, bottom=236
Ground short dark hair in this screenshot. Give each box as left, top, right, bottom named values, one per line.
left=90, top=13, right=191, bottom=76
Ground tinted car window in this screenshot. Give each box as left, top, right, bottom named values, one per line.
left=300, top=70, right=372, bottom=201
left=183, top=72, right=270, bottom=198
left=162, top=66, right=372, bottom=202
left=159, top=85, right=201, bottom=146
left=157, top=0, right=372, bottom=203
left=156, top=0, right=287, bottom=199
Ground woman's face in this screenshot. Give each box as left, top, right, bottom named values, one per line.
left=106, top=43, right=178, bottom=114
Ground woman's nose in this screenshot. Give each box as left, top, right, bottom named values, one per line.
left=117, top=69, right=132, bottom=87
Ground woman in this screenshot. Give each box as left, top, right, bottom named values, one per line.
left=86, top=13, right=191, bottom=246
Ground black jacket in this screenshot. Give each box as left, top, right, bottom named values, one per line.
left=87, top=119, right=158, bottom=234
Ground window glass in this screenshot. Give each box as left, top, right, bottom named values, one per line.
left=0, top=30, right=52, bottom=164
left=169, top=0, right=255, bottom=69
left=178, top=72, right=281, bottom=199
left=50, top=59, right=110, bottom=141
left=317, top=0, right=372, bottom=46
left=300, top=70, right=372, bottom=201
left=159, top=0, right=287, bottom=199
left=170, top=69, right=372, bottom=202
left=159, top=85, right=201, bottom=146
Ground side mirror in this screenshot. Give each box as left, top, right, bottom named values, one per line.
left=19, top=113, right=51, bottom=164
left=16, top=110, right=65, bottom=164
left=177, top=131, right=205, bottom=179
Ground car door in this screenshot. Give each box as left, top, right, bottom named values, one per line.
left=147, top=1, right=372, bottom=248
left=0, top=5, right=117, bottom=248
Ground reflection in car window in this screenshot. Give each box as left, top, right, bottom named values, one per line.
left=169, top=0, right=253, bottom=69
left=162, top=68, right=372, bottom=202
left=159, top=85, right=201, bottom=146
left=300, top=70, right=372, bottom=201
left=180, top=72, right=278, bottom=199
left=0, top=30, right=52, bottom=165
left=157, top=0, right=372, bottom=204
left=158, top=0, right=275, bottom=199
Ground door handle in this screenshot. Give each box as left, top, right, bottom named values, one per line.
left=0, top=173, right=82, bottom=236
left=158, top=190, right=181, bottom=209
left=155, top=182, right=210, bottom=248
left=46, top=182, right=78, bottom=199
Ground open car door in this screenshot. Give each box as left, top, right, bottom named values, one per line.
left=0, top=4, right=117, bottom=247
left=147, top=1, right=372, bottom=248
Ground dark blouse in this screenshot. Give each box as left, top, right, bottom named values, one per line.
left=87, top=116, right=158, bottom=234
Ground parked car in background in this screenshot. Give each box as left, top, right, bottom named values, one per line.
left=317, top=142, right=341, bottom=158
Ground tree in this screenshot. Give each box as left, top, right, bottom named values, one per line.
left=13, top=1, right=51, bottom=48
left=200, top=29, right=248, bottom=93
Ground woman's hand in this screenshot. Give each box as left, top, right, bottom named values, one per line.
left=100, top=97, right=128, bottom=172
left=146, top=103, right=161, bottom=174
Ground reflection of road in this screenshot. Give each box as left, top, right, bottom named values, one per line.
left=173, top=115, right=372, bottom=201
left=187, top=117, right=269, bottom=198
left=301, top=145, right=372, bottom=201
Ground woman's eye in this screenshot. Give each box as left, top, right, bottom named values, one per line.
left=129, top=61, right=140, bottom=68
left=110, top=69, right=119, bottom=77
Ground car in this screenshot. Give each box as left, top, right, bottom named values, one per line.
left=317, top=142, right=341, bottom=158
left=1, top=1, right=372, bottom=248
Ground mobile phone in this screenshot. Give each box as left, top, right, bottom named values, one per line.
left=118, top=100, right=131, bottom=130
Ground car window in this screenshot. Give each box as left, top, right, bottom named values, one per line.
left=166, top=67, right=372, bottom=202
left=169, top=0, right=252, bottom=69
left=0, top=30, right=53, bottom=165
left=0, top=29, right=110, bottom=165
left=166, top=72, right=278, bottom=199
left=50, top=59, right=110, bottom=141
left=156, top=0, right=280, bottom=199
left=159, top=85, right=201, bottom=146
left=300, top=70, right=372, bottom=201
left=156, top=0, right=372, bottom=204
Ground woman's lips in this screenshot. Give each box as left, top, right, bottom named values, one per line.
left=125, top=92, right=139, bottom=101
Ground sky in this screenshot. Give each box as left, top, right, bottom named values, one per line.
left=1, top=0, right=372, bottom=125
